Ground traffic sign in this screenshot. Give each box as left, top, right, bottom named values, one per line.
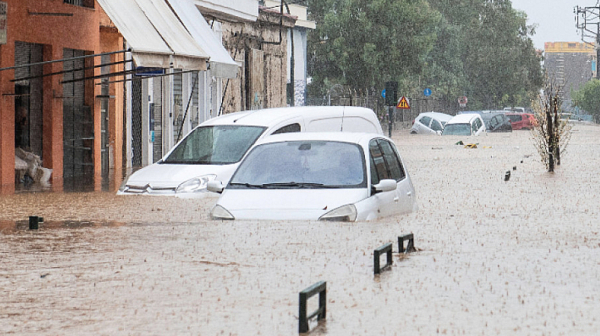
left=381, top=89, right=386, bottom=98
left=424, top=88, right=432, bottom=97
left=397, top=96, right=410, bottom=109
left=458, top=96, right=468, bottom=107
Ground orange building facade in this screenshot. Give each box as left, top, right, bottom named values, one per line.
left=0, top=0, right=124, bottom=193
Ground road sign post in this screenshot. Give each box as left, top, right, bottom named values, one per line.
left=388, top=106, right=394, bottom=137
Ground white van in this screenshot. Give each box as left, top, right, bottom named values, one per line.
left=117, top=106, right=383, bottom=197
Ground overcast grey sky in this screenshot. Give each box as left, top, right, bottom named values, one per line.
left=511, top=0, right=597, bottom=50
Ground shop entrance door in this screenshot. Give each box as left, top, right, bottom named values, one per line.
left=63, top=48, right=94, bottom=191
left=14, top=41, right=44, bottom=158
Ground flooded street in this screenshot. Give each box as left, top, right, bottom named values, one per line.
left=2, top=125, right=600, bottom=335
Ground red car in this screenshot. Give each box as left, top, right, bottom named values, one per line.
left=506, top=113, right=536, bottom=130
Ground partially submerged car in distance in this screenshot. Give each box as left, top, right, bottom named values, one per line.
left=118, top=106, right=383, bottom=197
left=503, top=106, right=527, bottom=113
left=410, top=112, right=453, bottom=135
left=441, top=113, right=486, bottom=136
left=480, top=112, right=512, bottom=132
left=506, top=113, right=536, bottom=130
left=208, top=132, right=417, bottom=221
left=457, top=111, right=512, bottom=132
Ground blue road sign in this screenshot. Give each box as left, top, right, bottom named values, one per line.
left=424, top=88, right=432, bottom=97
left=381, top=89, right=386, bottom=99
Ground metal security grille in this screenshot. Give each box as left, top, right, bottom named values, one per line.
left=152, top=77, right=163, bottom=162
left=63, top=48, right=94, bottom=189
left=63, top=0, right=94, bottom=9
left=173, top=70, right=184, bottom=143
left=100, top=55, right=111, bottom=180
left=191, top=72, right=199, bottom=128
left=14, top=41, right=44, bottom=159
left=131, top=78, right=143, bottom=167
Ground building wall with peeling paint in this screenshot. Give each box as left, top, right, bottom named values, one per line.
left=206, top=7, right=295, bottom=115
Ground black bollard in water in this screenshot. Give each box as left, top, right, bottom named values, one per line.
left=29, top=216, right=39, bottom=230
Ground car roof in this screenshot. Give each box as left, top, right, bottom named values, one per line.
left=505, top=112, right=533, bottom=116
left=252, top=131, right=385, bottom=146
left=481, top=112, right=504, bottom=117
left=418, top=112, right=453, bottom=121
left=460, top=110, right=506, bottom=115
left=199, top=106, right=377, bottom=127
left=447, top=113, right=481, bottom=124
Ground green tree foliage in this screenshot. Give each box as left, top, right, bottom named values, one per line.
left=307, top=0, right=440, bottom=95
left=572, top=79, right=600, bottom=120
left=307, top=0, right=543, bottom=110
left=457, top=0, right=542, bottom=109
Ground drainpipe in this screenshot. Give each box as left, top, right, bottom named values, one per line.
left=259, top=1, right=295, bottom=106
left=284, top=1, right=295, bottom=106
left=261, top=0, right=284, bottom=45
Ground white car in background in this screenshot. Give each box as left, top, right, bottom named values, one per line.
left=441, top=113, right=486, bottom=136
left=410, top=112, right=453, bottom=135
left=208, top=132, right=417, bottom=221
left=118, top=106, right=383, bottom=197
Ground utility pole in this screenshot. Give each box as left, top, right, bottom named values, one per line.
left=575, top=5, right=600, bottom=79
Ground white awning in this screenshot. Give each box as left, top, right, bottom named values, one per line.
left=97, top=0, right=209, bottom=70
left=136, top=0, right=209, bottom=70
left=97, top=0, right=171, bottom=68
left=167, top=0, right=239, bottom=78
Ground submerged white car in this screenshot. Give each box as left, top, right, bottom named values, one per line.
left=410, top=112, right=453, bottom=135
left=208, top=132, right=417, bottom=221
left=441, top=113, right=486, bottom=136
left=118, top=106, right=383, bottom=197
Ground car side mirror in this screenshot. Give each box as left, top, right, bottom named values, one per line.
left=436, top=130, right=442, bottom=135
left=372, top=179, right=397, bottom=194
left=207, top=180, right=225, bottom=193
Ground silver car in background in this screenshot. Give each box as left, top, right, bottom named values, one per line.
left=410, top=112, right=453, bottom=135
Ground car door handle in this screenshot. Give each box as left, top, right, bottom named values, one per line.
left=394, top=196, right=399, bottom=202
left=406, top=191, right=412, bottom=197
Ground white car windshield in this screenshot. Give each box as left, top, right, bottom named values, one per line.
left=229, top=141, right=366, bottom=189
left=442, top=124, right=472, bottom=136
left=162, top=125, right=266, bottom=165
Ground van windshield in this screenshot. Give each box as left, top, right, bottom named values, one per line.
left=162, top=125, right=266, bottom=165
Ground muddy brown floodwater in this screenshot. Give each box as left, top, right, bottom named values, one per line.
left=2, top=125, right=600, bottom=335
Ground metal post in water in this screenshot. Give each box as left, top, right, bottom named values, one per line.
left=29, top=216, right=39, bottom=230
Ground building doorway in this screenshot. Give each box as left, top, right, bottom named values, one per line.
left=14, top=41, right=44, bottom=158
left=63, top=48, right=94, bottom=191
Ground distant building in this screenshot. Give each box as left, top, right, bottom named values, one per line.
left=544, top=42, right=596, bottom=104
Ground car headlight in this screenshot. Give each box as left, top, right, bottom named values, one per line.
left=176, top=175, right=217, bottom=193
left=318, top=204, right=357, bottom=222
left=210, top=205, right=235, bottom=220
